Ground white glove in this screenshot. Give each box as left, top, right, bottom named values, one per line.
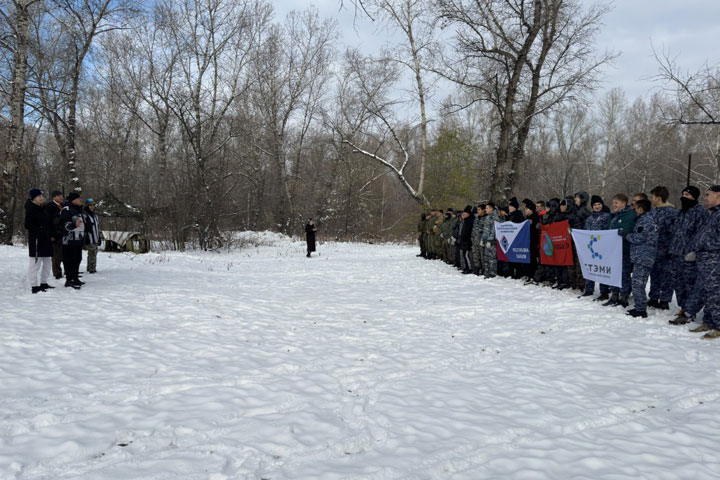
left=486, top=241, right=493, bottom=249
left=684, top=252, right=696, bottom=262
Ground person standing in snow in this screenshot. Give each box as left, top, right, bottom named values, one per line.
left=481, top=203, right=499, bottom=278
left=60, top=192, right=86, bottom=288
left=521, top=199, right=540, bottom=282
left=685, top=185, right=720, bottom=338
left=305, top=218, right=317, bottom=257
left=604, top=193, right=636, bottom=308
left=83, top=199, right=102, bottom=273
left=472, top=204, right=486, bottom=275
left=45, top=190, right=64, bottom=279
left=457, top=206, right=475, bottom=274
left=668, top=186, right=709, bottom=325
left=25, top=189, right=54, bottom=293
left=646, top=186, right=678, bottom=311
left=580, top=195, right=612, bottom=300
left=622, top=198, right=658, bottom=318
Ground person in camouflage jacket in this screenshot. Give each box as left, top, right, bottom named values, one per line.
left=471, top=205, right=486, bottom=275
left=622, top=199, right=658, bottom=317
left=685, top=186, right=720, bottom=338
left=668, top=186, right=709, bottom=324
left=647, top=186, right=678, bottom=310
left=481, top=203, right=499, bottom=278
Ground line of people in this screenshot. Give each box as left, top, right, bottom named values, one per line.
left=417, top=185, right=720, bottom=339
left=24, top=189, right=102, bottom=292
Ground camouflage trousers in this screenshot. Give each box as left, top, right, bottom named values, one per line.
left=671, top=256, right=699, bottom=311
left=472, top=242, right=484, bottom=273
left=631, top=263, right=652, bottom=312
left=85, top=244, right=98, bottom=273
left=696, top=252, right=720, bottom=328
left=649, top=254, right=674, bottom=302
left=483, top=243, right=497, bottom=277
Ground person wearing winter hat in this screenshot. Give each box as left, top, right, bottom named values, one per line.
left=521, top=199, right=540, bottom=281
left=45, top=190, right=65, bottom=279
left=668, top=185, right=709, bottom=325
left=471, top=204, right=486, bottom=275
left=580, top=195, right=612, bottom=300
left=60, top=192, right=86, bottom=288
left=457, top=206, right=475, bottom=273
left=684, top=185, right=720, bottom=338
left=25, top=189, right=54, bottom=293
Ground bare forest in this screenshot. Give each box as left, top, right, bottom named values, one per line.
left=2, top=0, right=719, bottom=249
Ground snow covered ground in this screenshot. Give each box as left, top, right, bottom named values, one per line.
left=2, top=235, right=720, bottom=479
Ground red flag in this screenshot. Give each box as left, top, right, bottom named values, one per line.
left=540, top=220, right=573, bottom=266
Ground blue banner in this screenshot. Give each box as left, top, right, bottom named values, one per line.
left=494, top=220, right=531, bottom=264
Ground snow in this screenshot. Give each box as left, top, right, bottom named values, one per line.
left=2, top=237, right=720, bottom=479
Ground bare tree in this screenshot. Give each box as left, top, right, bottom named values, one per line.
left=437, top=0, right=614, bottom=202
left=0, top=0, right=40, bottom=244
left=165, top=0, right=270, bottom=249
left=249, top=8, right=338, bottom=233
left=655, top=48, right=720, bottom=126
left=26, top=0, right=134, bottom=194
left=339, top=49, right=429, bottom=205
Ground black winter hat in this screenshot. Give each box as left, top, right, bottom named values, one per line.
left=710, top=185, right=720, bottom=193
left=591, top=195, right=604, bottom=206
left=50, top=190, right=63, bottom=198
left=463, top=205, right=473, bottom=214
left=508, top=197, right=519, bottom=209
left=67, top=192, right=81, bottom=202
left=29, top=188, right=43, bottom=199
left=522, top=198, right=535, bottom=211
left=682, top=186, right=701, bottom=200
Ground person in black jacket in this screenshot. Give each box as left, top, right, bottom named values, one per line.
left=522, top=199, right=540, bottom=282
left=44, top=190, right=64, bottom=279
left=305, top=218, right=317, bottom=257
left=25, top=189, right=54, bottom=293
left=60, top=192, right=85, bottom=288
left=506, top=198, right=526, bottom=278
left=457, top=205, right=475, bottom=274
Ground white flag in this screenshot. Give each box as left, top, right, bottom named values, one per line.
left=571, top=229, right=623, bottom=288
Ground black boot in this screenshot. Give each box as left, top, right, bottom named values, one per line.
left=618, top=296, right=629, bottom=308
left=603, top=293, right=619, bottom=307
left=657, top=300, right=670, bottom=310
left=594, top=293, right=610, bottom=302
left=627, top=309, right=648, bottom=318
left=39, top=283, right=55, bottom=290
left=647, top=298, right=659, bottom=308
left=578, top=291, right=593, bottom=298
left=31, top=286, right=43, bottom=294
left=65, top=280, right=81, bottom=289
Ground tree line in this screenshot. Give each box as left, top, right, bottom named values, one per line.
left=1, top=0, right=719, bottom=249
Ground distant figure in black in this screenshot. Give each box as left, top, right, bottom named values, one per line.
left=305, top=219, right=317, bottom=257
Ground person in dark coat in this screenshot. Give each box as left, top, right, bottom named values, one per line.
left=60, top=192, right=85, bottom=288
left=522, top=199, right=540, bottom=281
left=532, top=198, right=561, bottom=285
left=457, top=205, right=475, bottom=274
left=305, top=218, right=317, bottom=257
left=506, top=198, right=525, bottom=279
left=25, top=189, right=54, bottom=293
left=44, top=190, right=64, bottom=279
left=581, top=195, right=612, bottom=300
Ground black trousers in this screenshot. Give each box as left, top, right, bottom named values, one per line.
left=62, top=246, right=83, bottom=281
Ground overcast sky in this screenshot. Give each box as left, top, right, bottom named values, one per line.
left=275, top=0, right=720, bottom=102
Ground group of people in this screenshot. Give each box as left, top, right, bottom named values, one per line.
left=24, top=189, right=102, bottom=292
left=417, top=185, right=720, bottom=339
